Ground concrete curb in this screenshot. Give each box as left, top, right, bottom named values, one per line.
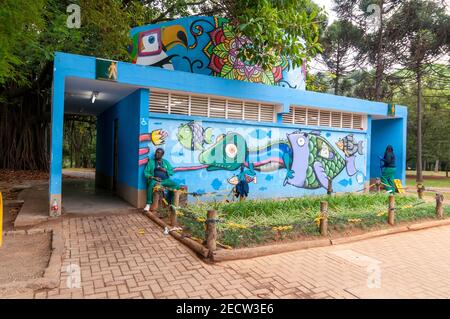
left=0, top=228, right=65, bottom=291
left=3, top=199, right=24, bottom=207
left=143, top=214, right=450, bottom=263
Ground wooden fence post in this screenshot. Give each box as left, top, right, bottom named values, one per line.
left=327, top=180, right=333, bottom=195
left=206, top=210, right=217, bottom=251
left=436, top=193, right=444, bottom=219
left=169, top=190, right=180, bottom=226
left=388, top=194, right=395, bottom=225
left=320, top=201, right=328, bottom=236
left=376, top=178, right=381, bottom=193
left=150, top=190, right=160, bottom=212
left=417, top=184, right=425, bottom=200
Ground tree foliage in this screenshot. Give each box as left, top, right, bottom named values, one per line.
left=0, top=0, right=324, bottom=170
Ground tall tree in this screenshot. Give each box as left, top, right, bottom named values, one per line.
left=388, top=0, right=449, bottom=182
left=333, top=0, right=402, bottom=101
left=318, top=20, right=363, bottom=95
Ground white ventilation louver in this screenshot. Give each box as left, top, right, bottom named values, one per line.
left=283, top=106, right=366, bottom=130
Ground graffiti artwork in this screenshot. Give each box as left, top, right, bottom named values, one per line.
left=203, top=20, right=289, bottom=85
left=138, top=120, right=367, bottom=198
left=177, top=121, right=214, bottom=151
left=130, top=16, right=306, bottom=90
left=138, top=129, right=168, bottom=166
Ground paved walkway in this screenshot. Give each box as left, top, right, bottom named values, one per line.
left=28, top=213, right=450, bottom=299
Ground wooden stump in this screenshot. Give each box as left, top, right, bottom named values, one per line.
left=150, top=190, right=160, bottom=212
left=327, top=180, right=333, bottom=195
left=205, top=210, right=217, bottom=251
left=320, top=201, right=328, bottom=236
left=388, top=194, right=395, bottom=225
left=178, top=185, right=188, bottom=207
left=376, top=178, right=381, bottom=193
left=169, top=190, right=180, bottom=226
left=417, top=184, right=425, bottom=200
left=436, top=193, right=444, bottom=219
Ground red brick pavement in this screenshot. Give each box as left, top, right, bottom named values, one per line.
left=25, top=213, right=450, bottom=299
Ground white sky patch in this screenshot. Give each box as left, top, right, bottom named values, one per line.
left=312, top=0, right=337, bottom=25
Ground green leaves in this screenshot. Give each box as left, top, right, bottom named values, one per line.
left=229, top=0, right=326, bottom=71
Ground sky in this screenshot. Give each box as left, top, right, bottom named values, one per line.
left=312, top=0, right=337, bottom=25
left=308, top=0, right=450, bottom=74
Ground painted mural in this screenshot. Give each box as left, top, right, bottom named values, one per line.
left=129, top=16, right=306, bottom=90
left=138, top=119, right=367, bottom=200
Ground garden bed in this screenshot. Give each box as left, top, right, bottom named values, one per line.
left=168, top=193, right=450, bottom=249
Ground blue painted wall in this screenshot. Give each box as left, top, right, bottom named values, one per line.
left=129, top=16, right=307, bottom=90
left=97, top=89, right=144, bottom=189
left=139, top=115, right=368, bottom=200
left=50, top=52, right=408, bottom=211
left=370, top=118, right=407, bottom=184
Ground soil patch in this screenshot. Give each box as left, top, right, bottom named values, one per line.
left=0, top=233, right=52, bottom=285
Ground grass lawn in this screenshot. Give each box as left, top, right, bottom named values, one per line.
left=406, top=170, right=450, bottom=188
left=176, top=193, right=450, bottom=248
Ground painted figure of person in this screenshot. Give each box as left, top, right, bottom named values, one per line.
left=144, top=148, right=180, bottom=212
left=380, top=145, right=396, bottom=193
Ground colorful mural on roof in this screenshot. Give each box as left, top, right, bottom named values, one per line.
left=130, top=16, right=306, bottom=90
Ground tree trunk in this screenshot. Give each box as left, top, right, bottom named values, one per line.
left=374, top=0, right=384, bottom=101
left=416, top=71, right=423, bottom=183
left=334, top=41, right=341, bottom=95
left=0, top=93, right=50, bottom=170
left=434, top=159, right=439, bottom=172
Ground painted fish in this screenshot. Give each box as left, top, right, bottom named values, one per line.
left=284, top=131, right=346, bottom=189
left=199, top=133, right=248, bottom=171
left=336, top=134, right=364, bottom=176
left=177, top=121, right=214, bottom=151
left=198, top=132, right=290, bottom=172
left=336, top=134, right=363, bottom=157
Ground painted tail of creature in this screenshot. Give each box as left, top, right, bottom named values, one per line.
left=357, top=141, right=364, bottom=155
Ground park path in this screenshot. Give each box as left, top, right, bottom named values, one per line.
left=7, top=212, right=450, bottom=299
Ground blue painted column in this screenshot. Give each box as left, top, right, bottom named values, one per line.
left=400, top=115, right=408, bottom=186
left=48, top=67, right=65, bottom=216
left=365, top=115, right=372, bottom=190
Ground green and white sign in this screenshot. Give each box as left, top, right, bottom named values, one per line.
left=96, top=58, right=118, bottom=81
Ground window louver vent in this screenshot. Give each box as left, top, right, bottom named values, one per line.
left=282, top=106, right=366, bottom=130
left=149, top=91, right=276, bottom=123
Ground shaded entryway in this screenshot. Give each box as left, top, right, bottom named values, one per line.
left=62, top=169, right=135, bottom=215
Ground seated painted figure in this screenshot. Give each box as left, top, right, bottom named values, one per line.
left=144, top=148, right=180, bottom=212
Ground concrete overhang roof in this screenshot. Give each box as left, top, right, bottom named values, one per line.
left=54, top=52, right=407, bottom=118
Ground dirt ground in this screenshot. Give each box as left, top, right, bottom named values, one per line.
left=0, top=233, right=52, bottom=286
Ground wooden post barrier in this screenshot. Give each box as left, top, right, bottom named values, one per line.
left=417, top=184, right=425, bottom=200
left=320, top=201, right=328, bottom=236
left=169, top=190, right=180, bottom=226
left=205, top=210, right=217, bottom=251
left=150, top=189, right=160, bottom=212
left=388, top=194, right=395, bottom=225
left=436, top=193, right=444, bottom=219
left=376, top=178, right=381, bottom=193
left=327, top=180, right=333, bottom=195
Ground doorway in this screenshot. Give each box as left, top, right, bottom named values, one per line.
left=113, top=119, right=119, bottom=192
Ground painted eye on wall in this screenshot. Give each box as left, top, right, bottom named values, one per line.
left=138, top=29, right=161, bottom=56
left=297, top=137, right=305, bottom=146
left=225, top=144, right=238, bottom=159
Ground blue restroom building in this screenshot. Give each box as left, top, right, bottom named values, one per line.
left=48, top=16, right=407, bottom=215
